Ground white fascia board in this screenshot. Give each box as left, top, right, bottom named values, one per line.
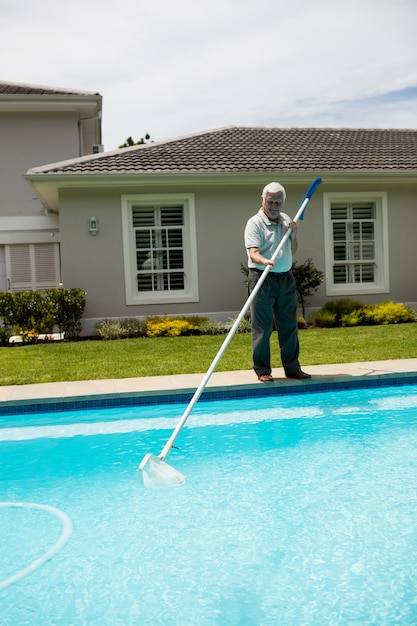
left=0, top=215, right=60, bottom=244
left=0, top=95, right=102, bottom=115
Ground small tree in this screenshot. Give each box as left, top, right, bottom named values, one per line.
left=119, top=133, right=152, bottom=148
left=292, top=258, right=324, bottom=319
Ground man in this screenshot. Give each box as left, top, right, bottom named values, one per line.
left=244, top=182, right=311, bottom=382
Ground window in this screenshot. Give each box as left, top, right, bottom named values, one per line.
left=121, top=194, right=199, bottom=305
left=5, top=243, right=61, bottom=292
left=323, top=193, right=389, bottom=296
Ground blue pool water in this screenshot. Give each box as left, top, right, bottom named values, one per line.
left=1, top=383, right=417, bottom=625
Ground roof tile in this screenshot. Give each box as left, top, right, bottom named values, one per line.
left=0, top=80, right=99, bottom=97
left=30, top=126, right=417, bottom=175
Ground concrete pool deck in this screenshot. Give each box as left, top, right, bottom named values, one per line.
left=1, top=359, right=417, bottom=406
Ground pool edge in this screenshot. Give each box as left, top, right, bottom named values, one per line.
left=1, top=366, right=417, bottom=416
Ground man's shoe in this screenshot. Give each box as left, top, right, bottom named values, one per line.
left=258, top=374, right=274, bottom=382
left=286, top=371, right=311, bottom=380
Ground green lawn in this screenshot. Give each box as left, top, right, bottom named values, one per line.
left=1, top=324, right=416, bottom=386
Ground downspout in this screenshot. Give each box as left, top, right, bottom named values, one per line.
left=77, top=106, right=103, bottom=156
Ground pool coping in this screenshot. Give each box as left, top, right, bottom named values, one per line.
left=1, top=359, right=417, bottom=415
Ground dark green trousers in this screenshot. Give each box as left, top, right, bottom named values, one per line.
left=248, top=269, right=301, bottom=377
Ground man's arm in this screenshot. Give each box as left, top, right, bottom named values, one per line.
left=290, top=230, right=298, bottom=254
left=248, top=247, right=275, bottom=268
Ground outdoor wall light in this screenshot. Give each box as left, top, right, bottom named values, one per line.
left=88, top=216, right=100, bottom=235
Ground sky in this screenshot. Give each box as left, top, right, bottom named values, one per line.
left=1, top=0, right=417, bottom=151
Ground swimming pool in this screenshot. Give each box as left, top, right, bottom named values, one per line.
left=1, top=381, right=417, bottom=625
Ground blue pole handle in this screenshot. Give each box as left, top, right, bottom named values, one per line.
left=299, top=177, right=323, bottom=220
left=304, top=177, right=323, bottom=200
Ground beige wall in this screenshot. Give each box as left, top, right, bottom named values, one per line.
left=57, top=178, right=416, bottom=333
left=59, top=184, right=257, bottom=323
left=386, top=186, right=417, bottom=304
left=59, top=188, right=126, bottom=319
left=304, top=180, right=417, bottom=309
left=0, top=111, right=79, bottom=217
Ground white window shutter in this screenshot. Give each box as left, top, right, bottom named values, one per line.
left=34, top=243, right=61, bottom=289
left=5, top=243, right=60, bottom=291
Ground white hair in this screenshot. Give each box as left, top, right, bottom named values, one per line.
left=262, top=182, right=286, bottom=202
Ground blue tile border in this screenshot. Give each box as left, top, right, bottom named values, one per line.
left=1, top=372, right=416, bottom=417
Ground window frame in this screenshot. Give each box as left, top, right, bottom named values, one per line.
left=121, top=193, right=199, bottom=305
left=323, top=192, right=389, bottom=296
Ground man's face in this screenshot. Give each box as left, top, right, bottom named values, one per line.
left=262, top=191, right=284, bottom=221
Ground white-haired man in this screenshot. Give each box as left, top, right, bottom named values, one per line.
left=244, top=182, right=311, bottom=382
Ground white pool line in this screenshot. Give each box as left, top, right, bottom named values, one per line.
left=0, top=406, right=326, bottom=442
left=0, top=502, right=73, bottom=591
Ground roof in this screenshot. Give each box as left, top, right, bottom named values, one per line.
left=0, top=80, right=100, bottom=97
left=27, top=126, right=417, bottom=175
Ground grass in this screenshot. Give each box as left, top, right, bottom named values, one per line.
left=1, top=323, right=416, bottom=387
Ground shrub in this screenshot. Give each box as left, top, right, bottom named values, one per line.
left=297, top=316, right=308, bottom=329
left=95, top=314, right=254, bottom=340
left=320, top=298, right=364, bottom=325
left=363, top=301, right=416, bottom=325
left=121, top=318, right=145, bottom=337
left=96, top=318, right=145, bottom=340
left=12, top=291, right=55, bottom=334
left=45, top=288, right=86, bottom=339
left=17, top=329, right=39, bottom=344
left=0, top=292, right=15, bottom=326
left=0, top=288, right=87, bottom=343
left=95, top=316, right=234, bottom=340
left=96, top=320, right=126, bottom=340
left=310, top=310, right=338, bottom=328
left=340, top=310, right=365, bottom=327
left=0, top=326, right=12, bottom=346
left=185, top=315, right=212, bottom=327
left=311, top=298, right=416, bottom=328
left=196, top=319, right=226, bottom=335
left=223, top=313, right=252, bottom=334
left=144, top=317, right=199, bottom=337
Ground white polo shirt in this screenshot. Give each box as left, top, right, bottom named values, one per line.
left=244, top=208, right=293, bottom=273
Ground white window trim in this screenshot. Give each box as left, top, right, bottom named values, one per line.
left=121, top=193, right=199, bottom=305
left=323, top=191, right=390, bottom=297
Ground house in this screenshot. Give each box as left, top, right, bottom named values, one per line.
left=24, top=125, right=417, bottom=334
left=2, top=83, right=417, bottom=335
left=0, top=80, right=102, bottom=294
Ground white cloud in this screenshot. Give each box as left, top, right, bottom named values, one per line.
left=1, top=0, right=416, bottom=149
